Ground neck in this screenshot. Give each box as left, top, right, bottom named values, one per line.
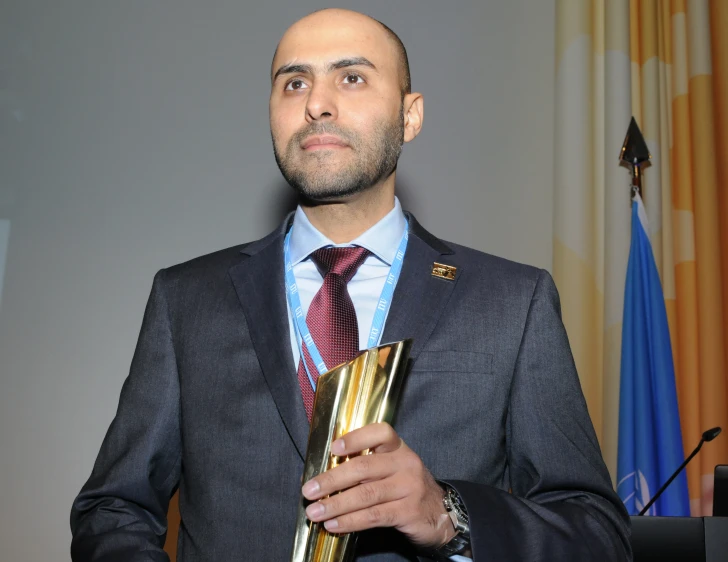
left=300, top=181, right=396, bottom=243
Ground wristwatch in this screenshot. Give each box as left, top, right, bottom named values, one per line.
left=433, top=483, right=470, bottom=559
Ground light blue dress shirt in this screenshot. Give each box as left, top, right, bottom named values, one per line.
left=286, top=198, right=471, bottom=562
left=286, top=197, right=407, bottom=366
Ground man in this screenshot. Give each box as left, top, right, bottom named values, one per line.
left=71, top=8, right=631, bottom=562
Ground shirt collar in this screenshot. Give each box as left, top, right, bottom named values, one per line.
left=288, top=196, right=407, bottom=266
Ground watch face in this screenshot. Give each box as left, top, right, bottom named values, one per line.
left=447, top=487, right=469, bottom=524
left=436, top=486, right=471, bottom=557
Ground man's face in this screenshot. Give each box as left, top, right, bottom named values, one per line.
left=269, top=11, right=406, bottom=201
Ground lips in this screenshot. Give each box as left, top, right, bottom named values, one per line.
left=301, top=135, right=349, bottom=150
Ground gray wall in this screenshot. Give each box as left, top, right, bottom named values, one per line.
left=0, top=1, right=554, bottom=560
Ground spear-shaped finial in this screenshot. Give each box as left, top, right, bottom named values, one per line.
left=619, top=117, right=651, bottom=199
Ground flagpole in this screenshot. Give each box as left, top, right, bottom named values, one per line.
left=615, top=116, right=691, bottom=516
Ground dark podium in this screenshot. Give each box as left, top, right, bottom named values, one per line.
left=630, top=516, right=728, bottom=562
left=630, top=463, right=728, bottom=561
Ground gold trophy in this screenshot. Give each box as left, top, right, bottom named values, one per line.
left=290, top=339, right=413, bottom=562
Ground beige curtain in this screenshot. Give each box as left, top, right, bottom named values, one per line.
left=555, top=0, right=728, bottom=516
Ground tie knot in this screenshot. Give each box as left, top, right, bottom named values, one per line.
left=311, top=246, right=371, bottom=283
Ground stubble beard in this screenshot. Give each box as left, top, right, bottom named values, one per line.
left=272, top=107, right=404, bottom=201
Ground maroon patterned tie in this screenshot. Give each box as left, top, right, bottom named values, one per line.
left=297, top=246, right=371, bottom=421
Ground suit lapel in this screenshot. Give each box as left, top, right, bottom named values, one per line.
left=381, top=213, right=460, bottom=361
left=228, top=216, right=309, bottom=460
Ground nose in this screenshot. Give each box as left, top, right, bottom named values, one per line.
left=305, top=80, right=338, bottom=122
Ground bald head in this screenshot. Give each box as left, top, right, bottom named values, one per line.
left=271, top=9, right=411, bottom=96
left=268, top=8, right=424, bottom=205
left=372, top=17, right=411, bottom=95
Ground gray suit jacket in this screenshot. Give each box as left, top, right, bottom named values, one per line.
left=70, top=213, right=631, bottom=561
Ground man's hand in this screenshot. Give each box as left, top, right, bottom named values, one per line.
left=301, top=422, right=456, bottom=549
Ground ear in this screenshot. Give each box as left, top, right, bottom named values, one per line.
left=402, top=92, right=424, bottom=143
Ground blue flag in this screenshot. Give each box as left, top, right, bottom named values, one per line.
left=616, top=195, right=690, bottom=516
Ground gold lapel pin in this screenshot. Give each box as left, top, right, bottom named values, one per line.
left=432, top=262, right=457, bottom=280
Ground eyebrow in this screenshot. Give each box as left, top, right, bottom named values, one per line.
left=272, top=57, right=377, bottom=82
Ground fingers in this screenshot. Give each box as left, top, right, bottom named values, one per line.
left=305, top=474, right=407, bottom=525
left=318, top=498, right=405, bottom=533
left=302, top=423, right=410, bottom=502
left=331, top=422, right=403, bottom=456
left=303, top=451, right=395, bottom=500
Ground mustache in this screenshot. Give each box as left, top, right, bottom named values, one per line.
left=290, top=123, right=357, bottom=148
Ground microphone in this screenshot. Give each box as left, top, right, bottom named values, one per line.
left=638, top=427, right=722, bottom=515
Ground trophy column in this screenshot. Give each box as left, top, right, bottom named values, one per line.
left=290, top=339, right=413, bottom=562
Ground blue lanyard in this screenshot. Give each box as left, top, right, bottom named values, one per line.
left=283, top=222, right=409, bottom=393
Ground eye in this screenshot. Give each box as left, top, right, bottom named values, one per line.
left=284, top=79, right=308, bottom=91
left=342, top=73, right=365, bottom=85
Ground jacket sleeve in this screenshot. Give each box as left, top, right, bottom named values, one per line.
left=444, top=269, right=631, bottom=561
left=70, top=270, right=181, bottom=562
